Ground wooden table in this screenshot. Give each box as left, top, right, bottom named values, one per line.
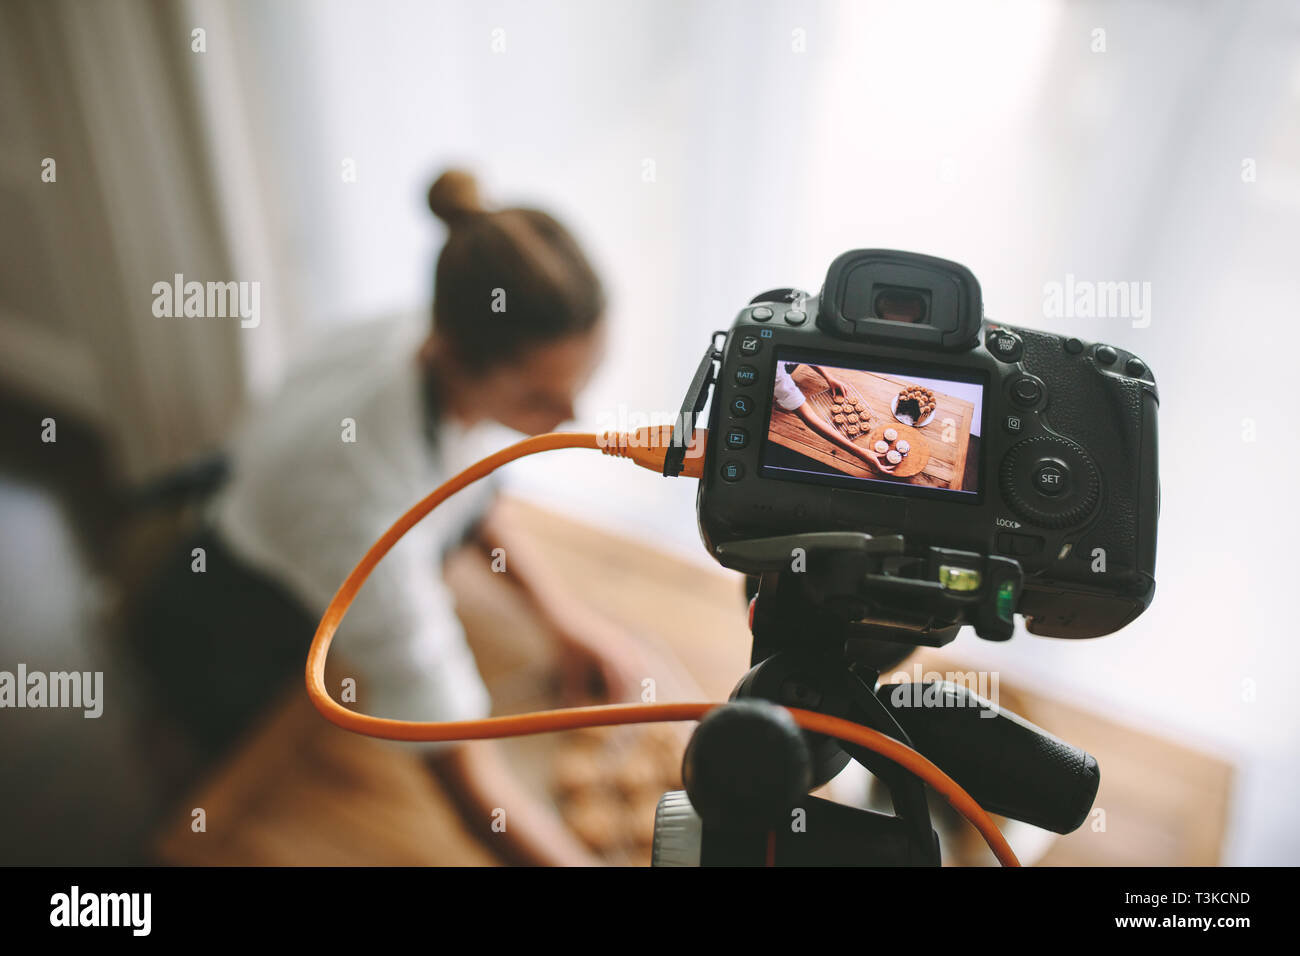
left=151, top=497, right=1230, bottom=866
left=769, top=365, right=975, bottom=490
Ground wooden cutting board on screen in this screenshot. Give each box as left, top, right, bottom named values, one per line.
left=767, top=366, right=975, bottom=489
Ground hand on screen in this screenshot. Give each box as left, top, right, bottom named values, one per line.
left=862, top=449, right=897, bottom=474
left=819, top=368, right=850, bottom=400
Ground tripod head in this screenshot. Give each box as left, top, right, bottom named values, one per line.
left=719, top=529, right=1024, bottom=654
left=652, top=532, right=1102, bottom=866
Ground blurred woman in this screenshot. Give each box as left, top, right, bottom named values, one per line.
left=131, top=169, right=643, bottom=866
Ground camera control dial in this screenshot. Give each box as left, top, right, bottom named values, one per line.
left=1000, top=436, right=1100, bottom=528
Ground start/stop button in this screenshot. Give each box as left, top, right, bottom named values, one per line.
left=1033, top=458, right=1070, bottom=497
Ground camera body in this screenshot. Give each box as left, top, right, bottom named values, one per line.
left=696, top=249, right=1159, bottom=639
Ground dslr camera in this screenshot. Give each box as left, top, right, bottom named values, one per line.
left=688, top=249, right=1159, bottom=640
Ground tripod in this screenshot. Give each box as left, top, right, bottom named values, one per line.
left=652, top=532, right=1101, bottom=866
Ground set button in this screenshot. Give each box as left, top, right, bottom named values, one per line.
left=1032, top=458, right=1070, bottom=497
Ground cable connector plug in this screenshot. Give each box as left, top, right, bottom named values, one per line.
left=599, top=425, right=708, bottom=478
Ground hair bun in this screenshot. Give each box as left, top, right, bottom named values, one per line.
left=428, top=169, right=487, bottom=226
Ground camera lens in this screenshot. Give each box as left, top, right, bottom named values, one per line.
left=873, top=286, right=929, bottom=324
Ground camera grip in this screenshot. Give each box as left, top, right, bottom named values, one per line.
left=879, top=680, right=1100, bottom=834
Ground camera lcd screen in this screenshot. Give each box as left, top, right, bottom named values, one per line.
left=758, top=348, right=986, bottom=501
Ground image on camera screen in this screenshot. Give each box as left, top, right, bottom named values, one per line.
left=759, top=349, right=985, bottom=499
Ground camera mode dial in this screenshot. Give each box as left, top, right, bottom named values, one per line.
left=999, top=436, right=1100, bottom=529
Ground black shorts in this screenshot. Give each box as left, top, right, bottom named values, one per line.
left=127, top=527, right=316, bottom=757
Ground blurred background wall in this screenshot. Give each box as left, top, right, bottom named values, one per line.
left=1, top=0, right=1298, bottom=863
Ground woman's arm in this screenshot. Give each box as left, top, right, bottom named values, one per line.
left=473, top=501, right=649, bottom=701
left=428, top=742, right=603, bottom=866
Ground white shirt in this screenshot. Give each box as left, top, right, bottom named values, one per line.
left=209, top=311, right=502, bottom=751
left=773, top=362, right=807, bottom=411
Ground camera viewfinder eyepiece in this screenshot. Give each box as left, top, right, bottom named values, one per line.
left=818, top=249, right=983, bottom=351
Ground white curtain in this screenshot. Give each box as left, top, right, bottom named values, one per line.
left=0, top=0, right=264, bottom=480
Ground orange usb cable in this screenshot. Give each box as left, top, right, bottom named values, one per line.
left=304, top=426, right=1021, bottom=866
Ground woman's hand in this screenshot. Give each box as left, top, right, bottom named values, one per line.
left=844, top=441, right=896, bottom=475
left=820, top=368, right=850, bottom=400
left=552, top=613, right=651, bottom=704
left=861, top=448, right=897, bottom=474
left=474, top=501, right=683, bottom=702
left=814, top=366, right=858, bottom=404
left=428, top=743, right=605, bottom=866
